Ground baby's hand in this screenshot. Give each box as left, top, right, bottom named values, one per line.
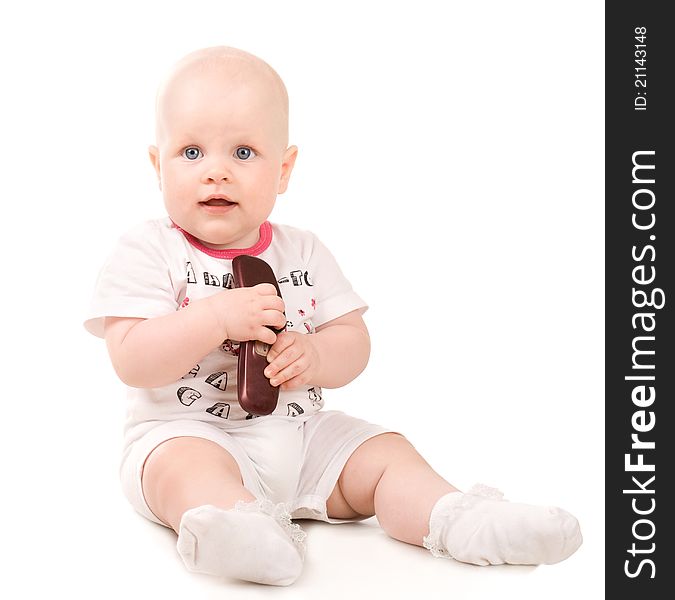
left=207, top=283, right=286, bottom=345
left=264, top=331, right=320, bottom=390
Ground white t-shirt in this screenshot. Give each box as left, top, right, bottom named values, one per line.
left=85, top=218, right=366, bottom=440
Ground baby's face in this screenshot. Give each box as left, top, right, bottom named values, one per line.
left=150, top=61, right=296, bottom=249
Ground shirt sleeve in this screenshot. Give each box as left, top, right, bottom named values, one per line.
left=84, top=223, right=179, bottom=338
left=305, top=232, right=367, bottom=328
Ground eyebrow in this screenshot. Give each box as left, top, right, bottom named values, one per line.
left=169, top=128, right=259, bottom=144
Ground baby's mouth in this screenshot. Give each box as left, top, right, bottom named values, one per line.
left=199, top=198, right=235, bottom=206
left=201, top=198, right=235, bottom=207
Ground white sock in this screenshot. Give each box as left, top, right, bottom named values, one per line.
left=176, top=499, right=306, bottom=586
left=423, top=484, right=582, bottom=566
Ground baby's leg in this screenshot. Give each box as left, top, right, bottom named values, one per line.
left=141, top=436, right=255, bottom=531
left=327, top=433, right=581, bottom=565
left=327, top=433, right=456, bottom=544
left=141, top=437, right=305, bottom=585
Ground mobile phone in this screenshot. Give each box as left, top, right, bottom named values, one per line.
left=232, top=255, right=285, bottom=416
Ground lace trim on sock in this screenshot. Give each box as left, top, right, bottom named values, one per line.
left=422, top=484, right=505, bottom=558
left=466, top=483, right=504, bottom=501
left=234, top=499, right=307, bottom=555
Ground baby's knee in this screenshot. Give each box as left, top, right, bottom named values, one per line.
left=144, top=437, right=241, bottom=478
left=141, top=436, right=248, bottom=529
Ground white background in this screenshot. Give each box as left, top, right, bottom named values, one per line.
left=0, top=1, right=604, bottom=598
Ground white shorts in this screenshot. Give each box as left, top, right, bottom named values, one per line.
left=119, top=411, right=393, bottom=526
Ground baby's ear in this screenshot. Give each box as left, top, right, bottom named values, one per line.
left=278, top=145, right=298, bottom=194
left=148, top=145, right=161, bottom=189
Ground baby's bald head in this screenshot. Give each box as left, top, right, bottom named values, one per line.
left=148, top=47, right=298, bottom=250
left=154, top=46, right=290, bottom=149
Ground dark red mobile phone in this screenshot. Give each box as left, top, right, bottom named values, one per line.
left=232, top=255, right=285, bottom=416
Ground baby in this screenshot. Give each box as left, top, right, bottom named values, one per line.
left=85, top=46, right=582, bottom=586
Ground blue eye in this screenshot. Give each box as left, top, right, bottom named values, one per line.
left=183, top=147, right=203, bottom=160
left=235, top=146, right=255, bottom=160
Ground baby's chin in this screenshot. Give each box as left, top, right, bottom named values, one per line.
left=195, top=227, right=262, bottom=251
left=200, top=237, right=249, bottom=250
left=170, top=213, right=266, bottom=251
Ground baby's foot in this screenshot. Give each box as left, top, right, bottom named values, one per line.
left=423, top=484, right=582, bottom=566
left=176, top=499, right=306, bottom=585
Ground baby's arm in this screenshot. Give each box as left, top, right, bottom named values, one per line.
left=104, top=284, right=286, bottom=388
left=264, top=309, right=370, bottom=390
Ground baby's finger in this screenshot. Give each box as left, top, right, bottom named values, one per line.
left=256, top=327, right=277, bottom=346
left=262, top=295, right=285, bottom=313
left=265, top=332, right=295, bottom=364
left=265, top=344, right=301, bottom=379
left=254, top=283, right=279, bottom=296
left=268, top=358, right=307, bottom=388
left=279, top=372, right=311, bottom=391
left=261, top=309, right=287, bottom=331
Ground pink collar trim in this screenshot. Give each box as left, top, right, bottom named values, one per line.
left=172, top=221, right=273, bottom=259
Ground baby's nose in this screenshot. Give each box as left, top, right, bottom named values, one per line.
left=203, top=160, right=232, bottom=182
